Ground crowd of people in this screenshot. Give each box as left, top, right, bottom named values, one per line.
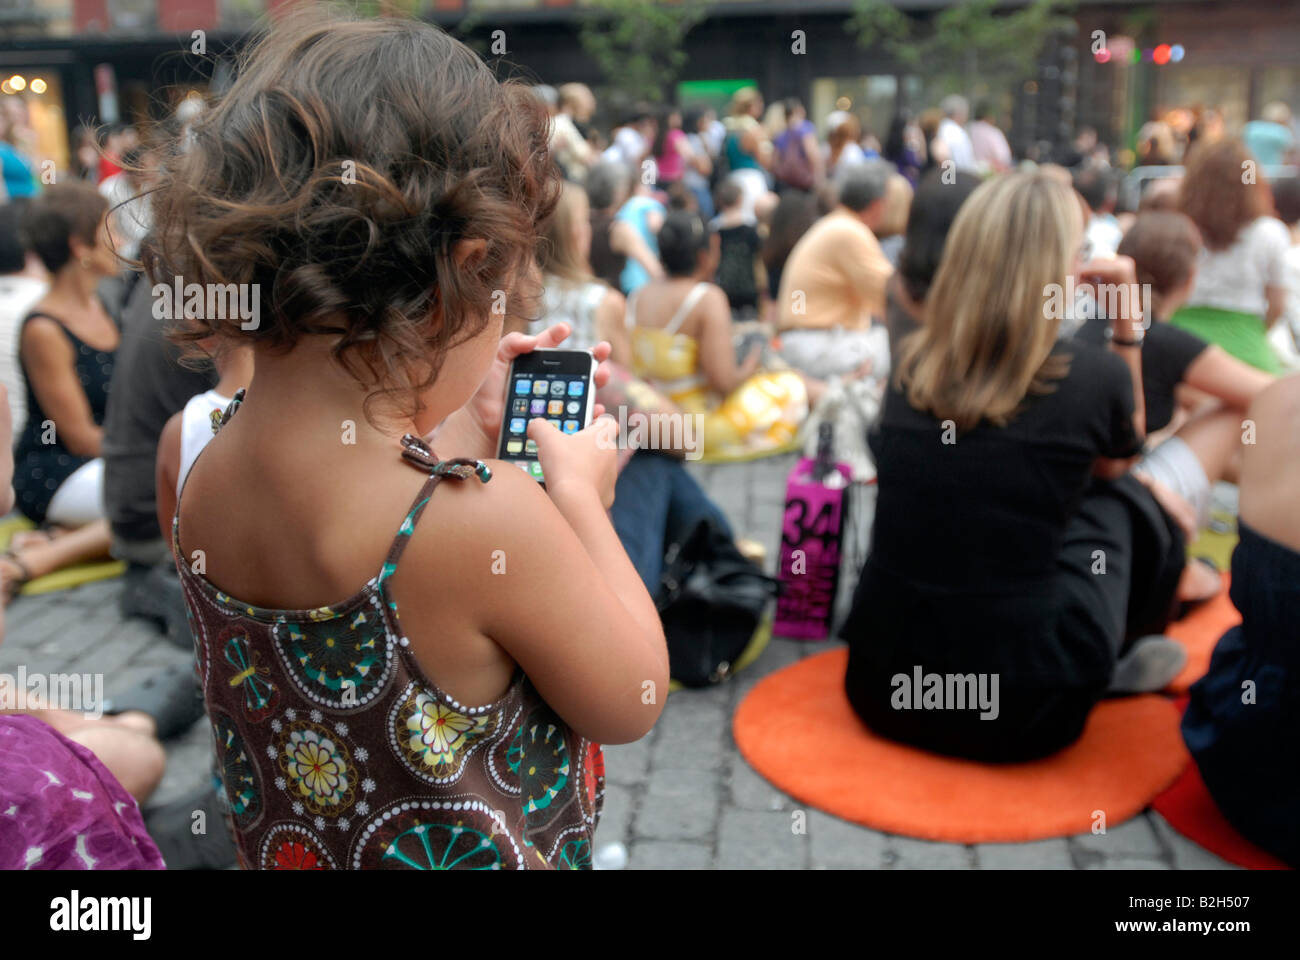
left=0, top=10, right=1298, bottom=870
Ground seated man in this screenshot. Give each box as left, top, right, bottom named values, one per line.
left=101, top=266, right=216, bottom=642
left=775, top=161, right=893, bottom=387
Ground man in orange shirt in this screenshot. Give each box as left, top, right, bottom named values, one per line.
left=776, top=160, right=894, bottom=382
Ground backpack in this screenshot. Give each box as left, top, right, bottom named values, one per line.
left=657, top=516, right=780, bottom=686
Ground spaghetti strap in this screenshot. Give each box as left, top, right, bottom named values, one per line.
left=379, top=434, right=493, bottom=581
left=665, top=283, right=710, bottom=336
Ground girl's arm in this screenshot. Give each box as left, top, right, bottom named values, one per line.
left=155, top=412, right=182, bottom=542
left=1264, top=284, right=1287, bottom=329
left=1086, top=257, right=1147, bottom=476
left=1182, top=343, right=1274, bottom=411
left=594, top=289, right=632, bottom=367
left=21, top=318, right=103, bottom=457
left=429, top=422, right=668, bottom=745
left=697, top=285, right=760, bottom=395
left=611, top=219, right=665, bottom=283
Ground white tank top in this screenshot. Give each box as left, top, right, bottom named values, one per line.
left=177, top=389, right=232, bottom=497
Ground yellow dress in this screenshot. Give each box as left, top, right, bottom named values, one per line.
left=627, top=283, right=807, bottom=459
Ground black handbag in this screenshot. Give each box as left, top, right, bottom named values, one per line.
left=656, top=517, right=780, bottom=687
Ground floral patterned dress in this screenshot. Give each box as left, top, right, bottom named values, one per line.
left=174, top=418, right=603, bottom=870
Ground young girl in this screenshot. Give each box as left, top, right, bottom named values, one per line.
left=148, top=13, right=666, bottom=870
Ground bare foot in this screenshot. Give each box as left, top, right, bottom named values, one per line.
left=8, top=526, right=68, bottom=551
left=1177, top=559, right=1222, bottom=604
left=105, top=709, right=159, bottom=738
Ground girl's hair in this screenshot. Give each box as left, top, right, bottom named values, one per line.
left=540, top=182, right=593, bottom=285
left=19, top=181, right=107, bottom=273
left=143, top=11, right=559, bottom=421
left=657, top=210, right=710, bottom=277
left=896, top=171, right=1079, bottom=433
left=882, top=111, right=910, bottom=164
left=1116, top=212, right=1202, bottom=298
left=897, top=167, right=981, bottom=303
left=1178, top=139, right=1270, bottom=250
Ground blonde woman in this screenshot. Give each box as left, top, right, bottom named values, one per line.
left=841, top=171, right=1187, bottom=763
left=531, top=182, right=631, bottom=363
left=722, top=87, right=775, bottom=222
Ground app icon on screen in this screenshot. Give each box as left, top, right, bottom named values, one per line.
left=550, top=380, right=566, bottom=397
left=509, top=418, right=525, bottom=433
left=515, top=379, right=531, bottom=394
left=512, top=399, right=528, bottom=415
left=547, top=400, right=564, bottom=416
left=562, top=420, right=579, bottom=434
left=530, top=399, right=546, bottom=415
left=566, top=400, right=580, bottom=415
left=533, top=381, right=549, bottom=396
left=529, top=462, right=545, bottom=480
left=525, top=439, right=537, bottom=454
left=568, top=380, right=585, bottom=396
left=516, top=461, right=531, bottom=473
left=506, top=440, right=522, bottom=454
left=549, top=419, right=562, bottom=429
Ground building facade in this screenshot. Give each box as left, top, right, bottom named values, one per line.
left=2, top=0, right=1299, bottom=171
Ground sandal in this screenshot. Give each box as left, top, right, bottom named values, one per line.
left=0, top=550, right=34, bottom=605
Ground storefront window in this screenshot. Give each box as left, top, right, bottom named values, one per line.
left=2, top=73, right=70, bottom=178
left=811, top=75, right=898, bottom=141
left=1156, top=64, right=1251, bottom=135
left=1255, top=66, right=1300, bottom=119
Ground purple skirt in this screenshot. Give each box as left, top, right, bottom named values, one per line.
left=0, top=714, right=166, bottom=870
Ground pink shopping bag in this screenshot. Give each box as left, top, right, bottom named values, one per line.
left=773, top=455, right=851, bottom=640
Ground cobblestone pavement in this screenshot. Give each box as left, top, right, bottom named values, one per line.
left=0, top=453, right=1236, bottom=869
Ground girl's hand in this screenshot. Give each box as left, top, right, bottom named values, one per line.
left=434, top=323, right=613, bottom=460
left=529, top=415, right=620, bottom=510
left=1136, top=471, right=1198, bottom=542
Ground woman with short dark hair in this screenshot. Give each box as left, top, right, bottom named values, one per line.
left=1, top=182, right=120, bottom=602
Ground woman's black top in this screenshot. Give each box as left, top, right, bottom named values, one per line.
left=13, top=309, right=117, bottom=523
left=1076, top=316, right=1209, bottom=433
left=842, top=340, right=1143, bottom=748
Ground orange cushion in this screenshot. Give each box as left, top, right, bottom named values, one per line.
left=734, top=647, right=1188, bottom=843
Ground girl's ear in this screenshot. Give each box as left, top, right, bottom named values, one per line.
left=68, top=234, right=92, bottom=264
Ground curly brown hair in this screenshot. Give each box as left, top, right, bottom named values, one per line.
left=1178, top=139, right=1270, bottom=251
left=143, top=11, right=560, bottom=421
